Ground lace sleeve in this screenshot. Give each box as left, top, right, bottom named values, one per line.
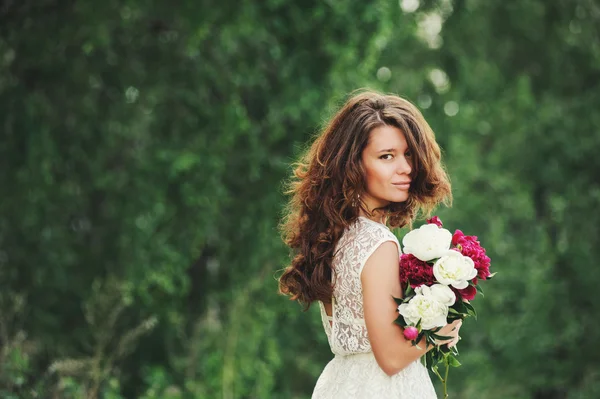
left=357, top=230, right=400, bottom=276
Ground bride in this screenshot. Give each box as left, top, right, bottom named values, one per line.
left=278, top=90, right=462, bottom=398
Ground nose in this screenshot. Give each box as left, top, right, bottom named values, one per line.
left=397, top=155, right=412, bottom=176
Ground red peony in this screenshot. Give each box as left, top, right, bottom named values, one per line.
left=426, top=216, right=443, bottom=227
left=399, top=253, right=435, bottom=289
left=456, top=285, right=477, bottom=301
left=452, top=230, right=491, bottom=280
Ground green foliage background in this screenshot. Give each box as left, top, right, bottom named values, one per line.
left=1, top=0, right=599, bottom=398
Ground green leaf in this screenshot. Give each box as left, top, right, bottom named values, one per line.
left=452, top=300, right=468, bottom=314
left=463, top=302, right=478, bottom=319
left=425, top=351, right=434, bottom=368
left=448, top=355, right=462, bottom=368
left=447, top=313, right=463, bottom=322
left=431, top=333, right=453, bottom=341
left=430, top=348, right=444, bottom=366
left=392, top=296, right=404, bottom=307
left=475, top=284, right=484, bottom=296
left=414, top=331, right=422, bottom=343
left=463, top=301, right=475, bottom=312
left=393, top=317, right=406, bottom=327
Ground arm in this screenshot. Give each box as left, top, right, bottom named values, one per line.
left=361, top=241, right=461, bottom=376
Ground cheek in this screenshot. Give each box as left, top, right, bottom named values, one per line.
left=365, top=163, right=389, bottom=188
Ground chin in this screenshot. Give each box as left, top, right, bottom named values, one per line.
left=392, top=198, right=409, bottom=204
left=387, top=194, right=409, bottom=203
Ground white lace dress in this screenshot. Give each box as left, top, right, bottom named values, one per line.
left=312, top=216, right=437, bottom=399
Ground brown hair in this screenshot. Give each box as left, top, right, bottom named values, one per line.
left=278, top=90, right=451, bottom=309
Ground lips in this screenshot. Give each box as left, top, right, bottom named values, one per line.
left=393, top=182, right=411, bottom=189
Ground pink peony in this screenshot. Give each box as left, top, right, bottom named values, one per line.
left=403, top=326, right=419, bottom=341
left=427, top=216, right=443, bottom=228
left=399, top=253, right=435, bottom=289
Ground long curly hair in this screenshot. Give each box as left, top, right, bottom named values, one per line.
left=278, top=90, right=452, bottom=309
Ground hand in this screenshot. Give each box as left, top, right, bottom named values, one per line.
left=434, top=319, right=462, bottom=348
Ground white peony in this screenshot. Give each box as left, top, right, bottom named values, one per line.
left=398, top=284, right=452, bottom=330
left=433, top=250, right=478, bottom=289
left=428, top=283, right=457, bottom=306
left=402, top=223, right=453, bottom=262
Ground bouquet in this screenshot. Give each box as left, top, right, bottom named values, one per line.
left=393, top=216, right=494, bottom=398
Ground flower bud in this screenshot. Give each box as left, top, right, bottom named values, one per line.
left=427, top=216, right=443, bottom=227
left=403, top=326, right=419, bottom=341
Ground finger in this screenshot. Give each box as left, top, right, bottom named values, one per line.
left=448, top=337, right=459, bottom=348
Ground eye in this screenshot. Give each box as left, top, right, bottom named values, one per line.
left=379, top=154, right=394, bottom=160
left=404, top=151, right=412, bottom=158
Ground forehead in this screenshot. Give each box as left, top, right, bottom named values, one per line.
left=366, top=125, right=407, bottom=150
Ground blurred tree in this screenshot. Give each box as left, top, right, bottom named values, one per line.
left=0, top=0, right=395, bottom=397
left=1, top=0, right=599, bottom=398
left=376, top=0, right=600, bottom=398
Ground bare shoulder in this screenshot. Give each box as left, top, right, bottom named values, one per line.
left=364, top=241, right=399, bottom=268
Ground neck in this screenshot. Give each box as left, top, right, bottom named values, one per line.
left=359, top=193, right=390, bottom=223
left=359, top=208, right=387, bottom=224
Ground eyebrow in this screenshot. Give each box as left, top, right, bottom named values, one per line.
left=377, top=148, right=397, bottom=153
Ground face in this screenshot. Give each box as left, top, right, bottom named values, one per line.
left=360, top=125, right=412, bottom=211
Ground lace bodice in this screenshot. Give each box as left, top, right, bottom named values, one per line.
left=313, top=217, right=437, bottom=397
left=318, top=216, right=400, bottom=355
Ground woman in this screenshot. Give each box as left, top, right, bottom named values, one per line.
left=278, top=90, right=462, bottom=398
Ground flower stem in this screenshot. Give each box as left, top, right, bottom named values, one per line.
left=443, top=355, right=450, bottom=398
